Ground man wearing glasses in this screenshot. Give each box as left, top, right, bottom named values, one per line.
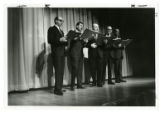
left=47, top=16, right=67, bottom=96
left=102, top=26, right=115, bottom=85
left=110, top=29, right=126, bottom=83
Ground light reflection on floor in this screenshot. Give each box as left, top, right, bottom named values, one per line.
left=8, top=77, right=155, bottom=106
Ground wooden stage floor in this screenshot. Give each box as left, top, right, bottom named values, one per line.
left=8, top=77, right=155, bottom=106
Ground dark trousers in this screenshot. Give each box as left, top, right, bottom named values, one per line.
left=53, top=55, right=65, bottom=91
left=102, top=52, right=112, bottom=82
left=89, top=57, right=103, bottom=85
left=110, top=58, right=122, bottom=81
left=84, top=58, right=91, bottom=84
left=70, top=56, right=83, bottom=87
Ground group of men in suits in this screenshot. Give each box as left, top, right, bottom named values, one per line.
left=48, top=16, right=126, bottom=96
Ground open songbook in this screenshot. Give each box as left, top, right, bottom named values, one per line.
left=67, top=28, right=100, bottom=41
left=67, top=30, right=81, bottom=40
left=81, top=29, right=112, bottom=41
left=112, top=38, right=133, bottom=47
left=120, top=39, right=133, bottom=47
left=80, top=29, right=98, bottom=40
left=67, top=29, right=133, bottom=48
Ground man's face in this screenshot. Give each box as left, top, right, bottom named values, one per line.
left=107, top=28, right=112, bottom=34
left=93, top=24, right=99, bottom=32
left=76, top=23, right=84, bottom=31
left=56, top=17, right=64, bottom=27
left=115, top=29, right=120, bottom=35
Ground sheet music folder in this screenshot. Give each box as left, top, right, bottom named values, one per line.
left=67, top=30, right=81, bottom=40
left=113, top=38, right=133, bottom=47
left=67, top=29, right=103, bottom=40
left=81, top=29, right=98, bottom=40
left=120, top=39, right=133, bottom=47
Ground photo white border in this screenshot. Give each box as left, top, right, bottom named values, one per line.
left=0, top=0, right=159, bottom=113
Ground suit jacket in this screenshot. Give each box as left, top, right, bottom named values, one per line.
left=110, top=38, right=124, bottom=59
left=68, top=30, right=84, bottom=58
left=102, top=33, right=115, bottom=58
left=47, top=26, right=67, bottom=56
left=103, top=33, right=115, bottom=50
left=88, top=35, right=103, bottom=59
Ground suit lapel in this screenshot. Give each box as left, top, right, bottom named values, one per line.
left=54, top=25, right=64, bottom=36
left=59, top=29, right=64, bottom=36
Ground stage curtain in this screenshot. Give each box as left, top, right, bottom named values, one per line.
left=8, top=8, right=132, bottom=92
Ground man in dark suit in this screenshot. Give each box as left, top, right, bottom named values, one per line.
left=88, top=23, right=104, bottom=87
left=47, top=16, right=67, bottom=95
left=110, top=29, right=126, bottom=83
left=68, top=22, right=86, bottom=91
left=102, top=26, right=115, bottom=85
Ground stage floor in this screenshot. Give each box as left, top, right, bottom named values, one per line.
left=8, top=77, right=155, bottom=106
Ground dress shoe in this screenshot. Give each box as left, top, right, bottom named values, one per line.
left=97, top=84, right=103, bottom=87
left=120, top=79, right=126, bottom=82
left=62, top=89, right=66, bottom=92
left=54, top=90, right=63, bottom=96
left=77, top=86, right=85, bottom=89
left=108, top=81, right=115, bottom=85
left=115, top=80, right=121, bottom=83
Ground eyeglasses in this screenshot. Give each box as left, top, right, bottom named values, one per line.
left=58, top=19, right=64, bottom=22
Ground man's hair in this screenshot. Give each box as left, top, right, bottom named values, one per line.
left=92, top=23, right=99, bottom=31
left=114, top=28, right=121, bottom=37
left=107, top=26, right=112, bottom=30
left=54, top=17, right=59, bottom=23
left=115, top=29, right=120, bottom=32
left=76, top=21, right=84, bottom=26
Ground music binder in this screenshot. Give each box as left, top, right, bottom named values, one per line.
left=120, top=39, right=133, bottom=47
left=67, top=30, right=81, bottom=40
left=112, top=38, right=133, bottom=47
left=80, top=29, right=98, bottom=40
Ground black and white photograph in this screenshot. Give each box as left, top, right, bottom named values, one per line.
left=7, top=5, right=156, bottom=106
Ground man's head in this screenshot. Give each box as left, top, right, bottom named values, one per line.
left=115, top=29, right=120, bottom=36
left=76, top=21, right=84, bottom=31
left=92, top=23, right=99, bottom=32
left=106, top=26, right=112, bottom=34
left=54, top=16, right=64, bottom=27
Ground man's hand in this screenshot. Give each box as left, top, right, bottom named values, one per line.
left=91, top=43, right=97, bottom=48
left=60, top=37, right=67, bottom=42
left=118, top=43, right=122, bottom=47
left=65, top=46, right=68, bottom=51
left=83, top=38, right=88, bottom=43
left=74, top=37, right=78, bottom=40
left=113, top=37, right=121, bottom=40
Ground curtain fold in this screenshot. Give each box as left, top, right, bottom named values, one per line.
left=8, top=8, right=132, bottom=92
